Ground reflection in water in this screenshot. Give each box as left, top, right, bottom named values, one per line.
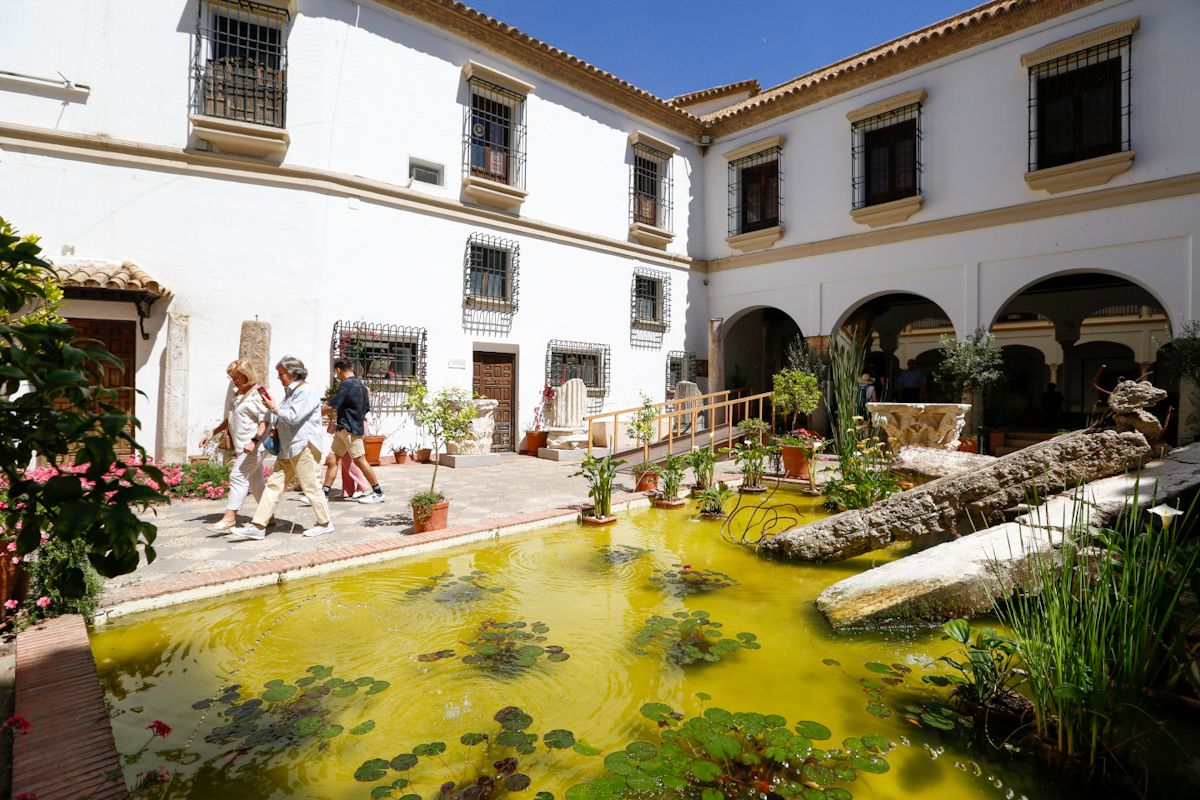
left=93, top=493, right=1070, bottom=800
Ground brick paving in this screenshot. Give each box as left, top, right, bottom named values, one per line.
left=13, top=615, right=125, bottom=799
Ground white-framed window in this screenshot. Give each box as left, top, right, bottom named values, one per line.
left=465, top=79, right=527, bottom=189
left=464, top=233, right=519, bottom=311
left=631, top=267, right=670, bottom=330
left=631, top=144, right=672, bottom=232
left=193, top=0, right=289, bottom=128
left=546, top=340, right=610, bottom=401
left=727, top=147, right=781, bottom=236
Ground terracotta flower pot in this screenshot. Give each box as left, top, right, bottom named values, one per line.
left=412, top=500, right=449, bottom=533
left=582, top=513, right=617, bottom=526
left=780, top=445, right=810, bottom=480
left=523, top=431, right=548, bottom=454
left=393, top=450, right=409, bottom=464
left=654, top=498, right=686, bottom=509
left=958, top=439, right=978, bottom=453
left=363, top=435, right=386, bottom=466
left=416, top=448, right=433, bottom=463
left=634, top=471, right=658, bottom=493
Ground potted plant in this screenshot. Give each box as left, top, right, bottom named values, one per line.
left=736, top=417, right=771, bottom=445
left=626, top=392, right=659, bottom=491
left=407, top=385, right=476, bottom=533
left=778, top=428, right=826, bottom=489
left=573, top=452, right=624, bottom=525
left=697, top=485, right=733, bottom=519
left=522, top=384, right=554, bottom=455
left=653, top=453, right=686, bottom=509
left=726, top=437, right=774, bottom=494
left=958, top=434, right=979, bottom=453
left=392, top=445, right=409, bottom=464
left=682, top=445, right=716, bottom=497
left=937, top=328, right=1004, bottom=433
left=772, top=368, right=822, bottom=431
left=362, top=434, right=386, bottom=466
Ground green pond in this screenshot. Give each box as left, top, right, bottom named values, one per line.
left=92, top=493, right=1064, bottom=799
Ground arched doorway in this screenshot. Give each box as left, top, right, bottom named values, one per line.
left=836, top=292, right=957, bottom=402
left=721, top=306, right=802, bottom=396
left=995, top=344, right=1049, bottom=428
left=989, top=272, right=1170, bottom=430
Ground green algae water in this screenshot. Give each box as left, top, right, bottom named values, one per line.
left=92, top=494, right=1060, bottom=799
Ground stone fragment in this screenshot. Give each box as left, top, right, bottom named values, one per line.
left=1107, top=379, right=1166, bottom=413
left=1114, top=407, right=1163, bottom=439
left=867, top=402, right=971, bottom=451
left=890, top=446, right=995, bottom=481
left=758, top=429, right=1150, bottom=562
left=445, top=398, right=498, bottom=455
left=545, top=378, right=588, bottom=450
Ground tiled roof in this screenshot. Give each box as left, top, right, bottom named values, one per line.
left=669, top=79, right=761, bottom=108
left=51, top=258, right=172, bottom=297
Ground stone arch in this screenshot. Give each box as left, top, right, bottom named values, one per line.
left=994, top=344, right=1050, bottom=428
left=984, top=269, right=1174, bottom=332
left=720, top=305, right=804, bottom=396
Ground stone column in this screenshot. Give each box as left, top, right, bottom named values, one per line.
left=1053, top=317, right=1081, bottom=413
left=239, top=320, right=272, bottom=385
left=877, top=327, right=900, bottom=399
left=161, top=312, right=189, bottom=463
left=707, top=318, right=725, bottom=393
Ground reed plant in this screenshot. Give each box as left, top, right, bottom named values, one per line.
left=827, top=332, right=865, bottom=472
left=994, top=487, right=1200, bottom=772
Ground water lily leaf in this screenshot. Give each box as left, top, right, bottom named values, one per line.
left=366, top=680, right=391, bottom=696
left=505, top=774, right=532, bottom=791
left=546, top=652, right=570, bottom=662
left=320, top=723, right=344, bottom=738
left=689, top=759, right=721, bottom=781
left=308, top=665, right=333, bottom=680
left=794, top=721, right=832, bottom=740
left=390, top=753, right=418, bottom=771
left=861, top=732, right=889, bottom=751
left=603, top=751, right=638, bottom=776
left=625, top=741, right=657, bottom=761
left=295, top=676, right=315, bottom=687
left=412, top=741, right=446, bottom=757
left=543, top=729, right=576, bottom=749
left=640, top=703, right=675, bottom=723
left=350, top=720, right=376, bottom=736
left=460, top=732, right=488, bottom=746
left=534, top=793, right=554, bottom=800
left=920, top=711, right=956, bottom=731
left=865, top=661, right=894, bottom=674
left=261, top=684, right=297, bottom=702
left=866, top=703, right=891, bottom=718
left=333, top=684, right=359, bottom=698
left=851, top=754, right=890, bottom=774
left=355, top=758, right=389, bottom=782
left=293, top=716, right=323, bottom=736
left=371, top=787, right=393, bottom=800
left=822, top=658, right=841, bottom=667
left=695, top=692, right=711, bottom=702
left=572, top=740, right=601, bottom=756
left=501, top=711, right=534, bottom=732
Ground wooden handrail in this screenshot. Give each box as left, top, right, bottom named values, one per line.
left=585, top=390, right=775, bottom=457
left=581, top=388, right=733, bottom=424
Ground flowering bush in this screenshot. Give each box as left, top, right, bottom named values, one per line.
left=823, top=430, right=899, bottom=511
left=778, top=428, right=827, bottom=458
left=14, top=458, right=230, bottom=502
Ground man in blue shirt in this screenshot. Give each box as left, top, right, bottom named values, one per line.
left=322, top=359, right=386, bottom=504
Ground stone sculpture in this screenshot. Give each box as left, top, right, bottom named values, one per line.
left=672, top=381, right=703, bottom=433
left=545, top=378, right=589, bottom=449
left=445, top=398, right=498, bottom=455
left=866, top=402, right=971, bottom=451
left=1107, top=379, right=1168, bottom=439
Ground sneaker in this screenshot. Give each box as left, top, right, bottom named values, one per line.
left=357, top=492, right=385, bottom=505
left=209, top=519, right=237, bottom=533
left=348, top=490, right=369, bottom=500
left=303, top=524, right=335, bottom=538
left=228, top=525, right=266, bottom=541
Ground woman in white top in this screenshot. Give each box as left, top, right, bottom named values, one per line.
left=200, top=358, right=270, bottom=532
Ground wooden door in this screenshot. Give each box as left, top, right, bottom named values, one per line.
left=67, top=318, right=137, bottom=452
left=473, top=352, right=515, bottom=452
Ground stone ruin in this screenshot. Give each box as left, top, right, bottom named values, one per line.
left=545, top=378, right=589, bottom=449
left=866, top=402, right=971, bottom=451
left=445, top=397, right=498, bottom=455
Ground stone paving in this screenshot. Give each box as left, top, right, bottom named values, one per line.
left=112, top=453, right=749, bottom=595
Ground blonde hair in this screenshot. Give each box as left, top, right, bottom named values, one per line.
left=226, top=358, right=258, bottom=386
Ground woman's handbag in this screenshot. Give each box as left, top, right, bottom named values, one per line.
left=216, top=429, right=234, bottom=454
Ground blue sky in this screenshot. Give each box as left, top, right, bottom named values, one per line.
left=464, top=1, right=976, bottom=99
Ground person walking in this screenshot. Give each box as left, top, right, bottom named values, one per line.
left=231, top=356, right=335, bottom=540
left=898, top=360, right=925, bottom=402
left=200, top=359, right=269, bottom=532
left=321, top=358, right=386, bottom=504
left=856, top=372, right=877, bottom=417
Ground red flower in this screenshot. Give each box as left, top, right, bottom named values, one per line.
left=681, top=563, right=693, bottom=570
left=15, top=792, right=37, bottom=800
left=4, top=715, right=32, bottom=734
left=146, top=720, right=172, bottom=738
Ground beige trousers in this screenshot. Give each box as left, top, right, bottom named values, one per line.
left=252, top=442, right=330, bottom=527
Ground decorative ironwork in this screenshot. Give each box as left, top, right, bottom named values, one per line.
left=409, top=159, right=443, bottom=185
left=192, top=0, right=288, bottom=128
left=330, top=321, right=426, bottom=412
left=727, top=147, right=782, bottom=236
left=464, top=78, right=527, bottom=190
left=1028, top=37, right=1131, bottom=172
left=630, top=144, right=673, bottom=232
left=630, top=266, right=671, bottom=330
left=546, top=340, right=611, bottom=411
left=463, top=233, right=520, bottom=312
left=666, top=351, right=696, bottom=395
left=851, top=103, right=921, bottom=209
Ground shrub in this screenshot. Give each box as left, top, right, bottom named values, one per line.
left=772, top=369, right=822, bottom=430
left=18, top=536, right=104, bottom=622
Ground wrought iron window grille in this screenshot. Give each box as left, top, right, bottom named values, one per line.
left=851, top=103, right=922, bottom=209
left=665, top=350, right=697, bottom=396
left=463, top=78, right=527, bottom=190
left=463, top=233, right=520, bottom=313
left=630, top=267, right=671, bottom=331
left=192, top=0, right=288, bottom=129
left=330, top=321, right=427, bottom=412
left=545, top=340, right=611, bottom=407
left=1027, top=37, right=1131, bottom=172
left=727, top=147, right=782, bottom=237
left=409, top=159, right=444, bottom=186
left=630, top=144, right=673, bottom=232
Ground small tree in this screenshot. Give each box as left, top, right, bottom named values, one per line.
left=937, top=328, right=1004, bottom=431
left=1, top=218, right=166, bottom=596
left=626, top=392, right=658, bottom=476
left=772, top=369, right=822, bottom=431
left=409, top=385, right=476, bottom=498
left=1164, top=320, right=1200, bottom=385
left=785, top=334, right=829, bottom=386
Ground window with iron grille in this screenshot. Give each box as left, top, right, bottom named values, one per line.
left=1028, top=38, right=1131, bottom=172
left=463, top=233, right=519, bottom=312
left=666, top=351, right=696, bottom=395
left=192, top=0, right=288, bottom=128
left=851, top=104, right=921, bottom=209
left=464, top=79, right=527, bottom=190
left=331, top=321, right=427, bottom=411
left=630, top=144, right=672, bottom=232
left=727, top=148, right=781, bottom=236
left=630, top=267, right=671, bottom=330
left=546, top=341, right=611, bottom=400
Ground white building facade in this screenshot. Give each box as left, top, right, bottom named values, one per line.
left=1, top=0, right=1197, bottom=456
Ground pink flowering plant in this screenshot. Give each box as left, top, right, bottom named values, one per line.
left=778, top=428, right=827, bottom=458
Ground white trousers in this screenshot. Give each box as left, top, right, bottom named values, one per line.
left=226, top=450, right=266, bottom=511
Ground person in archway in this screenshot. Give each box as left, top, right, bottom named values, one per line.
left=1041, top=382, right=1064, bottom=427
left=898, top=359, right=925, bottom=403
left=856, top=373, right=877, bottom=417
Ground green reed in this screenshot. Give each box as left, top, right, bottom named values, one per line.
left=827, top=331, right=865, bottom=472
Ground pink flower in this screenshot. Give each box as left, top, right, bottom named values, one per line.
left=3, top=600, right=17, bottom=610
left=146, top=720, right=172, bottom=738
left=10, top=557, right=19, bottom=565
left=4, top=715, right=32, bottom=734
left=35, top=597, right=51, bottom=608
left=5, top=542, right=15, bottom=552
left=14, top=792, right=37, bottom=800
left=682, top=563, right=693, bottom=570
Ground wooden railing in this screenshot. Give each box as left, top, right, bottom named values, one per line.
left=584, top=390, right=775, bottom=459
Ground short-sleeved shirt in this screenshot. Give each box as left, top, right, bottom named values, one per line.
left=224, top=383, right=269, bottom=451
left=327, top=376, right=370, bottom=436
left=898, top=369, right=925, bottom=391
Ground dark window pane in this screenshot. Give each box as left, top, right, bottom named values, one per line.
left=739, top=159, right=779, bottom=233
left=863, top=119, right=916, bottom=206
left=1036, top=57, right=1121, bottom=169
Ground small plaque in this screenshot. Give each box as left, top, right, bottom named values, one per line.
left=448, top=358, right=466, bottom=370
left=694, top=359, right=709, bottom=377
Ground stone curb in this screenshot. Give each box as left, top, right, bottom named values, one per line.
left=96, top=492, right=653, bottom=622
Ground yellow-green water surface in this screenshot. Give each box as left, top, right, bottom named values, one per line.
left=92, top=495, right=1052, bottom=799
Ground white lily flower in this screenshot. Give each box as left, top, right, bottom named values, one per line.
left=1148, top=503, right=1183, bottom=529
